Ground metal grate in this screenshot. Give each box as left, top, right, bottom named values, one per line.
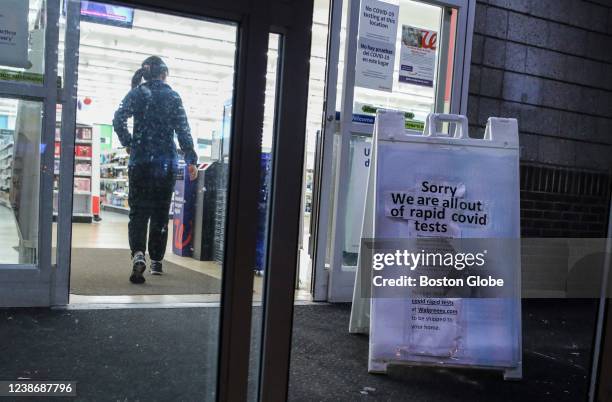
left=520, top=163, right=611, bottom=197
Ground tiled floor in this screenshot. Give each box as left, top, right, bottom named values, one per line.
left=0, top=205, right=20, bottom=263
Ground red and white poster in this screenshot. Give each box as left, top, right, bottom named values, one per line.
left=399, top=25, right=437, bottom=87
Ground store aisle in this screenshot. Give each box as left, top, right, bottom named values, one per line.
left=59, top=210, right=131, bottom=249
left=0, top=205, right=18, bottom=263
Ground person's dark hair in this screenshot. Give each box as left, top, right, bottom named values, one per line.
left=131, top=56, right=169, bottom=89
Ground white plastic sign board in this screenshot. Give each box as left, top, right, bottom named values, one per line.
left=361, top=111, right=522, bottom=378
left=355, top=0, right=399, bottom=92
left=399, top=25, right=437, bottom=87
left=0, top=0, right=30, bottom=69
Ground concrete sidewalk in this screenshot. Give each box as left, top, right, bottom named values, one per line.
left=0, top=300, right=598, bottom=401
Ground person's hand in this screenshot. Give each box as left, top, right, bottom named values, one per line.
left=125, top=146, right=131, bottom=155
left=188, top=164, right=198, bottom=181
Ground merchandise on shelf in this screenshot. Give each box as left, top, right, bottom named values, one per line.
left=75, top=162, right=92, bottom=175
left=75, top=145, right=92, bottom=158
left=53, top=123, right=97, bottom=222
left=76, top=127, right=92, bottom=141
left=100, top=151, right=130, bottom=211
left=74, top=178, right=91, bottom=192
left=0, top=137, right=14, bottom=207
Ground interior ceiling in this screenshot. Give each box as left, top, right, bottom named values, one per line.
left=56, top=4, right=327, bottom=146
left=3, top=0, right=444, bottom=156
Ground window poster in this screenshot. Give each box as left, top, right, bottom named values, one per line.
left=399, top=25, right=437, bottom=87
left=355, top=0, right=399, bottom=92
left=0, top=0, right=30, bottom=68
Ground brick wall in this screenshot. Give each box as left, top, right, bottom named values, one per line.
left=520, top=163, right=610, bottom=237
left=467, top=0, right=612, bottom=172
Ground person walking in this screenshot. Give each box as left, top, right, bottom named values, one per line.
left=113, top=56, right=198, bottom=284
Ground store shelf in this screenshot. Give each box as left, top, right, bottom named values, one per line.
left=51, top=123, right=97, bottom=224
left=52, top=212, right=93, bottom=223
left=100, top=163, right=128, bottom=169
left=54, top=172, right=92, bottom=177
left=100, top=177, right=128, bottom=182
left=102, top=204, right=130, bottom=214
left=54, top=190, right=91, bottom=195
left=53, top=212, right=93, bottom=217
left=101, top=150, right=128, bottom=156
left=1, top=130, right=14, bottom=213
left=54, top=156, right=93, bottom=162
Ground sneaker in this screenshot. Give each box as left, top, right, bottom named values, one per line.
left=130, top=251, right=146, bottom=284
left=150, top=260, right=163, bottom=275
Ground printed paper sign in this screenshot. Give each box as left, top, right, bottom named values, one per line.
left=383, top=181, right=487, bottom=236
left=408, top=298, right=464, bottom=357
left=355, top=0, right=399, bottom=92
left=0, top=0, right=30, bottom=69
left=399, top=25, right=437, bottom=87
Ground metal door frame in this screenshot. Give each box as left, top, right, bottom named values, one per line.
left=591, top=299, right=611, bottom=402
left=0, top=0, right=60, bottom=307
left=311, top=0, right=344, bottom=301
left=589, top=197, right=612, bottom=402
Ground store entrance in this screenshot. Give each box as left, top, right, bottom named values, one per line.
left=58, top=3, right=240, bottom=303
left=1, top=0, right=314, bottom=396
left=308, top=0, right=473, bottom=302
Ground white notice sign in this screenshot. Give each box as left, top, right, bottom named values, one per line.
left=0, top=0, right=30, bottom=68
left=364, top=112, right=522, bottom=377
left=399, top=25, right=437, bottom=87
left=355, top=0, right=399, bottom=92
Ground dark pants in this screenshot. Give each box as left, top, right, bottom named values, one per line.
left=128, top=163, right=175, bottom=261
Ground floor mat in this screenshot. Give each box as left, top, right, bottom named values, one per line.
left=68, top=248, right=221, bottom=295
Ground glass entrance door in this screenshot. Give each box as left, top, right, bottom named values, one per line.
left=312, top=0, right=475, bottom=302
left=0, top=0, right=60, bottom=306
left=56, top=1, right=239, bottom=307
left=1, top=0, right=315, bottom=398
